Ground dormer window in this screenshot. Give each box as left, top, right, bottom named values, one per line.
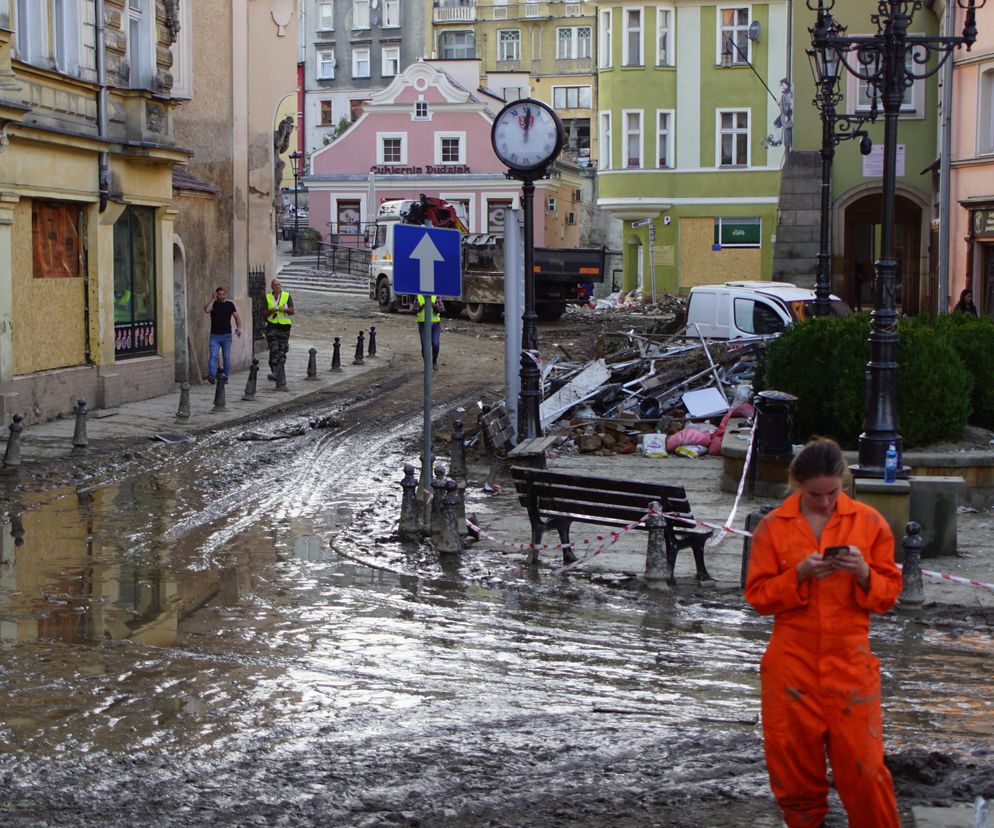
left=415, top=101, right=429, bottom=120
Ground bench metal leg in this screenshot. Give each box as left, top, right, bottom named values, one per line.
left=554, top=519, right=577, bottom=565
left=690, top=539, right=715, bottom=584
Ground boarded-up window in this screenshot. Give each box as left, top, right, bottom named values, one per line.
left=32, top=201, right=82, bottom=278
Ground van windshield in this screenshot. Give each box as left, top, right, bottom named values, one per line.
left=374, top=225, right=387, bottom=248
left=798, top=299, right=852, bottom=320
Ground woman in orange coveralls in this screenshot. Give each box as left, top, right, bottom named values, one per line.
left=745, top=438, right=902, bottom=828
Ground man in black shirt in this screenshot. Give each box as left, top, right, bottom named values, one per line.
left=204, top=287, right=242, bottom=383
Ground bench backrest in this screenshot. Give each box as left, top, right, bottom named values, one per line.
left=510, top=466, right=692, bottom=528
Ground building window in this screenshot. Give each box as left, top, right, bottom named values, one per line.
left=382, top=47, right=400, bottom=77
left=719, top=7, right=750, bottom=65
left=979, top=67, right=994, bottom=155
left=377, top=133, right=407, bottom=164
left=113, top=206, right=157, bottom=359
left=856, top=52, right=918, bottom=113
left=168, top=0, right=193, bottom=97
left=439, top=30, right=475, bottom=59
left=352, top=47, right=370, bottom=78
left=624, top=110, right=642, bottom=168
left=656, top=110, right=673, bottom=168
left=562, top=118, right=591, bottom=160
left=353, top=0, right=370, bottom=29
left=718, top=109, right=749, bottom=166
left=435, top=132, right=466, bottom=164
left=623, top=9, right=642, bottom=67
left=337, top=200, right=361, bottom=236
left=487, top=200, right=513, bottom=234
left=557, top=26, right=592, bottom=60
left=656, top=7, right=673, bottom=67
left=14, top=0, right=44, bottom=64
left=317, top=50, right=336, bottom=79
left=599, top=9, right=612, bottom=68
left=125, top=0, right=156, bottom=88
left=498, top=29, right=520, bottom=62
left=552, top=86, right=592, bottom=109
left=318, top=1, right=334, bottom=30
left=716, top=216, right=762, bottom=248
left=350, top=99, right=367, bottom=121
left=32, top=201, right=82, bottom=278
left=415, top=100, right=430, bottom=119
left=503, top=86, right=525, bottom=101
left=320, top=100, right=334, bottom=126
left=383, top=0, right=400, bottom=27
left=382, top=138, right=402, bottom=163
left=599, top=111, right=612, bottom=170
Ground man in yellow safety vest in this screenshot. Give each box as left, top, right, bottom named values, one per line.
left=416, top=294, right=442, bottom=370
left=265, top=278, right=295, bottom=388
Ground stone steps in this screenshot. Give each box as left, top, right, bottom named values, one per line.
left=277, top=266, right=369, bottom=296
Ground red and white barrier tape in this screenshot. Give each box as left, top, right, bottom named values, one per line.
left=710, top=424, right=756, bottom=549
left=915, top=568, right=994, bottom=593
left=465, top=515, right=646, bottom=555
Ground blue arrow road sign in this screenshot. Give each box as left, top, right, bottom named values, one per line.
left=393, top=224, right=462, bottom=298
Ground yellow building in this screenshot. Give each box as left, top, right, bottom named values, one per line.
left=427, top=0, right=598, bottom=166
left=0, top=1, right=184, bottom=425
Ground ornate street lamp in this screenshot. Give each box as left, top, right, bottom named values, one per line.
left=289, top=150, right=302, bottom=257
left=808, top=0, right=984, bottom=475
left=807, top=20, right=876, bottom=319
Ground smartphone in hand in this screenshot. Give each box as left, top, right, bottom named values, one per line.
left=823, top=546, right=848, bottom=558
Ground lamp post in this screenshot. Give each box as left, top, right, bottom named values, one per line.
left=807, top=32, right=876, bottom=318
left=289, top=150, right=302, bottom=256
left=809, top=0, right=983, bottom=474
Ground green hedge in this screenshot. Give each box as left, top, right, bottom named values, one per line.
left=930, top=314, right=994, bottom=430
left=756, top=314, right=973, bottom=448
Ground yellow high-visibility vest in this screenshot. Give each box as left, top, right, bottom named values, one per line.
left=417, top=294, right=440, bottom=323
left=266, top=291, right=292, bottom=325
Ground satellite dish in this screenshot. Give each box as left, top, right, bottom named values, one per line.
left=748, top=20, right=761, bottom=42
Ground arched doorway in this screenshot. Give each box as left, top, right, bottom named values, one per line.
left=840, top=191, right=925, bottom=314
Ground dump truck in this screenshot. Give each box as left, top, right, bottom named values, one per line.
left=368, top=195, right=605, bottom=322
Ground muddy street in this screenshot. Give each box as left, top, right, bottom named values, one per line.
left=1, top=295, right=992, bottom=827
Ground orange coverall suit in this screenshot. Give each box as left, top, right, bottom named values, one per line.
left=744, top=491, right=902, bottom=828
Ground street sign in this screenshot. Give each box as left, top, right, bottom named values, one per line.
left=393, top=224, right=462, bottom=298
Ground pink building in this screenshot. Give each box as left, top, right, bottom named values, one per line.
left=949, top=5, right=994, bottom=314
left=306, top=60, right=582, bottom=247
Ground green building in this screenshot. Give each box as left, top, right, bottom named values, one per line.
left=595, top=1, right=788, bottom=296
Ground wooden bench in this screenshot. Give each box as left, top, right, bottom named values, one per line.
left=478, top=404, right=558, bottom=484
left=510, top=466, right=715, bottom=584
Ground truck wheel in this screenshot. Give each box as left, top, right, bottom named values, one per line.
left=537, top=303, right=566, bottom=322
left=465, top=302, right=488, bottom=323
left=376, top=277, right=397, bottom=312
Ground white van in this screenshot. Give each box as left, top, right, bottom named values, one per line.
left=685, top=281, right=850, bottom=339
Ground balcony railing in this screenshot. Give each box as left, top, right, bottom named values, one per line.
left=433, top=6, right=477, bottom=23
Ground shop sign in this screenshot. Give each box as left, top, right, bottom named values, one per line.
left=369, top=164, right=472, bottom=175
left=972, top=208, right=994, bottom=238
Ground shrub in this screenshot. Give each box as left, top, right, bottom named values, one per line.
left=931, top=314, right=994, bottom=430
left=757, top=315, right=972, bottom=448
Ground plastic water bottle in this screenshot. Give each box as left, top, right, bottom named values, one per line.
left=884, top=443, right=898, bottom=484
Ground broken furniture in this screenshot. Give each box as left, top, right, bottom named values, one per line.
left=478, top=404, right=557, bottom=484
left=509, top=466, right=714, bottom=584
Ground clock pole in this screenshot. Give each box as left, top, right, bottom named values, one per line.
left=520, top=176, right=540, bottom=440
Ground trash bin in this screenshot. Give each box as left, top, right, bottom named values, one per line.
left=740, top=504, right=778, bottom=589
left=753, top=390, right=798, bottom=457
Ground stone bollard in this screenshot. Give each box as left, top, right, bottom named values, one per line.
left=430, top=465, right=447, bottom=543
left=455, top=478, right=468, bottom=537
left=644, top=502, right=671, bottom=584
left=306, top=347, right=318, bottom=380
left=242, top=359, right=259, bottom=401
left=176, top=383, right=192, bottom=418
left=899, top=521, right=925, bottom=607
left=368, top=326, right=377, bottom=358
left=436, top=479, right=464, bottom=555
left=398, top=463, right=421, bottom=543
left=72, top=399, right=88, bottom=448
left=353, top=331, right=365, bottom=365
left=449, top=419, right=467, bottom=483
left=331, top=337, right=342, bottom=372
left=211, top=367, right=227, bottom=412
left=2, top=414, right=24, bottom=470
left=274, top=360, right=289, bottom=392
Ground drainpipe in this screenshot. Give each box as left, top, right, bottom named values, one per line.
left=96, top=0, right=110, bottom=212
left=937, top=0, right=955, bottom=313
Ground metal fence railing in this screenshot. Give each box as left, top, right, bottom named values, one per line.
left=248, top=264, right=267, bottom=345
left=316, top=242, right=371, bottom=277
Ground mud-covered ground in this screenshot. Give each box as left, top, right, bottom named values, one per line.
left=0, top=294, right=992, bottom=827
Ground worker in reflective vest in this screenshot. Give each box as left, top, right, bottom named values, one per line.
left=416, top=294, right=442, bottom=371
left=265, top=278, right=295, bottom=389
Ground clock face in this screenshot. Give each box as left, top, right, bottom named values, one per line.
left=491, top=99, right=564, bottom=173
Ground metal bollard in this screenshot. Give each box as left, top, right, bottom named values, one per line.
left=436, top=479, right=464, bottom=555
left=353, top=331, right=365, bottom=365
left=899, top=521, right=925, bottom=607
left=331, top=337, right=342, bottom=372
left=398, top=463, right=421, bottom=543
left=368, top=326, right=377, bottom=358
left=2, top=414, right=24, bottom=469
left=176, top=382, right=192, bottom=418
left=72, top=399, right=88, bottom=448
left=430, top=465, right=447, bottom=543
left=242, top=359, right=259, bottom=401
left=211, top=367, right=227, bottom=411
left=306, top=348, right=318, bottom=380
left=450, top=419, right=467, bottom=483
left=274, top=360, right=289, bottom=391
left=644, top=503, right=669, bottom=583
